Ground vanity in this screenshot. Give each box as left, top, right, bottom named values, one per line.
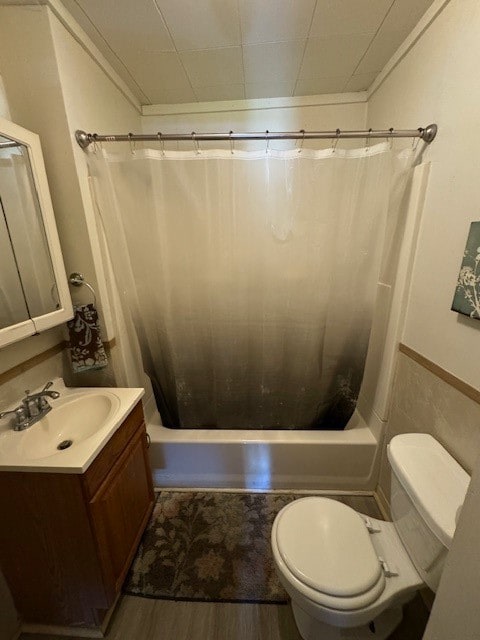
left=0, top=383, right=154, bottom=636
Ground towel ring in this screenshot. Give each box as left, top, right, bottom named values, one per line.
left=69, top=272, right=97, bottom=306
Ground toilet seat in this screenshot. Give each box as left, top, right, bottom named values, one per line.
left=274, top=498, right=386, bottom=610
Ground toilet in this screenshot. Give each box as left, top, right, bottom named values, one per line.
left=271, top=433, right=470, bottom=640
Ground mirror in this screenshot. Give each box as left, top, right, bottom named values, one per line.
left=0, top=118, right=72, bottom=347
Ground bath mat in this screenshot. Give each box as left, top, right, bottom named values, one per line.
left=123, top=490, right=298, bottom=604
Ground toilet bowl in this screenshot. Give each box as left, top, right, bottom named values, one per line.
left=271, top=434, right=470, bottom=640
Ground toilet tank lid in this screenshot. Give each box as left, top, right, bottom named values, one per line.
left=388, top=434, right=470, bottom=549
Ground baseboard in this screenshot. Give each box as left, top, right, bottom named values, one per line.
left=21, top=623, right=104, bottom=638
left=154, top=486, right=377, bottom=496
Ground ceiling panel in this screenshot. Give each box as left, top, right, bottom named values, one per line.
left=239, top=0, right=316, bottom=44
left=300, top=34, right=373, bottom=80
left=243, top=41, right=305, bottom=84
left=76, top=0, right=174, bottom=52
left=123, top=51, right=196, bottom=104
left=195, top=84, right=245, bottom=102
left=344, top=72, right=378, bottom=92
left=155, top=0, right=241, bottom=51
left=295, top=76, right=349, bottom=97
left=310, top=0, right=392, bottom=38
left=180, top=47, right=244, bottom=88
left=245, top=81, right=295, bottom=100
left=55, top=0, right=437, bottom=104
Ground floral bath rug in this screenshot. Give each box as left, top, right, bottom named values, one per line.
left=123, top=490, right=299, bottom=603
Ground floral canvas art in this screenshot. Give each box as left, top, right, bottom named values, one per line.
left=452, top=222, right=480, bottom=319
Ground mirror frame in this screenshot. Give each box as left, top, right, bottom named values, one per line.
left=0, top=116, right=73, bottom=347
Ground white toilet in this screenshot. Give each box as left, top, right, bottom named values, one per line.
left=271, top=433, right=470, bottom=640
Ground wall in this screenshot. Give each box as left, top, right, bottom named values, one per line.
left=0, top=5, right=148, bottom=393
left=368, top=0, right=480, bottom=390
left=141, top=93, right=367, bottom=151
left=366, top=4, right=480, bottom=633
left=366, top=0, right=480, bottom=501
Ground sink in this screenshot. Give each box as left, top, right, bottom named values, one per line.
left=0, top=381, right=144, bottom=473
left=18, top=392, right=120, bottom=461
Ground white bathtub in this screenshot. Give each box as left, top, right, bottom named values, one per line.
left=146, top=410, right=382, bottom=491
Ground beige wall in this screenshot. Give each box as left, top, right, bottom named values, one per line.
left=0, top=5, right=145, bottom=391
left=367, top=0, right=480, bottom=391
left=142, top=95, right=367, bottom=151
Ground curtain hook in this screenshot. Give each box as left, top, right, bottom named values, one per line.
left=192, top=131, right=200, bottom=155
left=158, top=132, right=165, bottom=156
left=92, top=133, right=99, bottom=154
left=297, top=129, right=305, bottom=154
left=229, top=130, right=234, bottom=155
left=365, top=128, right=373, bottom=150
left=387, top=127, right=394, bottom=150
left=128, top=133, right=136, bottom=155
left=265, top=130, right=270, bottom=154
left=412, top=130, right=421, bottom=150
left=332, top=128, right=340, bottom=153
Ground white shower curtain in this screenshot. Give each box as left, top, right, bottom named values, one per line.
left=89, top=143, right=411, bottom=429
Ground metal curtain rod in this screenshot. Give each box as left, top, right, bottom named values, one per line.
left=75, top=124, right=438, bottom=149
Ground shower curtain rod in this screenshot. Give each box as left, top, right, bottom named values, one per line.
left=75, top=124, right=438, bottom=149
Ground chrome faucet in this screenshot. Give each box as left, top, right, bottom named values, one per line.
left=0, top=381, right=60, bottom=431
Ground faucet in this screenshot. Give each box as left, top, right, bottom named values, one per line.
left=0, top=381, right=60, bottom=431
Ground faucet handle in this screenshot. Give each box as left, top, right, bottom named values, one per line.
left=0, top=406, right=28, bottom=428
left=41, top=381, right=54, bottom=392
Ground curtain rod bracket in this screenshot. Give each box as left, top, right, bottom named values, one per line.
left=420, top=124, right=438, bottom=143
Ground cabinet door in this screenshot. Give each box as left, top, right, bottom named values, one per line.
left=89, top=429, right=154, bottom=603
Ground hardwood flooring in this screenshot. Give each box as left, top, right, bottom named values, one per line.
left=19, top=494, right=430, bottom=640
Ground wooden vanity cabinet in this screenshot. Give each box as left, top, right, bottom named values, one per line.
left=0, top=401, right=154, bottom=631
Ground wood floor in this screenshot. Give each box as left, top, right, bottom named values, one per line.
left=19, top=494, right=430, bottom=640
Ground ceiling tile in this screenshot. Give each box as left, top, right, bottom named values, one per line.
left=180, top=47, right=244, bottom=87
left=195, top=84, right=245, bottom=102
left=381, top=0, right=435, bottom=34
left=310, top=0, right=392, bottom=38
left=245, top=81, right=295, bottom=99
left=122, top=51, right=196, bottom=104
left=353, top=0, right=436, bottom=75
left=239, top=0, right=316, bottom=44
left=353, top=29, right=406, bottom=75
left=344, top=72, right=377, bottom=92
left=295, top=77, right=348, bottom=96
left=76, top=0, right=174, bottom=52
left=155, top=0, right=241, bottom=51
left=300, top=34, right=372, bottom=80
left=243, top=41, right=305, bottom=84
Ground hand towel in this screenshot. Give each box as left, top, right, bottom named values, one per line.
left=67, top=303, right=108, bottom=373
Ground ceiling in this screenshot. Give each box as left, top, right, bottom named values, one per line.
left=59, top=0, right=435, bottom=105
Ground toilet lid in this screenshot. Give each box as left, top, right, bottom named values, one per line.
left=276, top=498, right=383, bottom=599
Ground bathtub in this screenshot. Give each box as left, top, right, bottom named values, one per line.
left=146, top=409, right=382, bottom=491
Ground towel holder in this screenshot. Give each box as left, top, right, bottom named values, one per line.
left=68, top=272, right=97, bottom=306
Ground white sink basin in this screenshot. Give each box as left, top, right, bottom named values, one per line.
left=19, top=392, right=120, bottom=461
left=0, top=381, right=144, bottom=473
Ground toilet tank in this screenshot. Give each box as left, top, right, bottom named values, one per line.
left=387, top=433, right=470, bottom=592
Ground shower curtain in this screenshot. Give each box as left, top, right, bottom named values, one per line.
left=89, top=143, right=411, bottom=430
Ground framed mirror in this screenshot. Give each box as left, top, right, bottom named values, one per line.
left=0, top=117, right=72, bottom=347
